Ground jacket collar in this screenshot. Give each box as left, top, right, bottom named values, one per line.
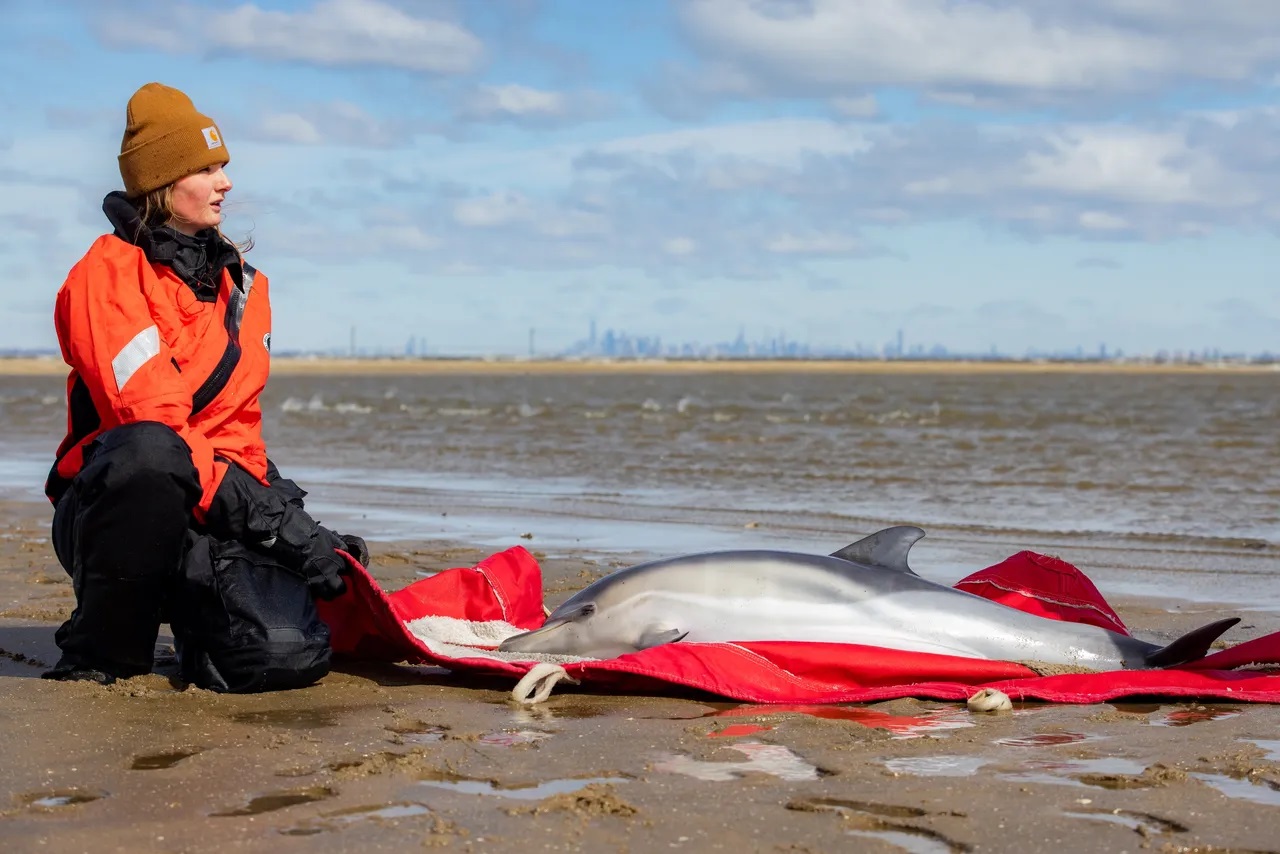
left=102, top=191, right=242, bottom=301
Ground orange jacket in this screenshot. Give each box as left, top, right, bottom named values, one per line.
left=48, top=231, right=272, bottom=516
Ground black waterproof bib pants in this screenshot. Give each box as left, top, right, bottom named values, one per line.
left=48, top=421, right=331, bottom=692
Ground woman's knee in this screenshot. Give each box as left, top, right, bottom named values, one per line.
left=78, top=422, right=200, bottom=506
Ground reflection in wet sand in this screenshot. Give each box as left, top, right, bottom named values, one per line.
left=478, top=730, right=552, bottom=747
left=1149, top=705, right=1243, bottom=727
left=417, top=775, right=627, bottom=800
left=994, top=731, right=1105, bottom=747
left=22, top=789, right=105, bottom=810
left=1063, top=808, right=1187, bottom=835
left=654, top=741, right=820, bottom=782
left=708, top=704, right=974, bottom=739
left=883, top=755, right=990, bottom=777
left=1248, top=738, right=1280, bottom=761
left=1191, top=773, right=1280, bottom=806
left=998, top=757, right=1146, bottom=788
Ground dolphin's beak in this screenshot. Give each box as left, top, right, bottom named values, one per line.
left=498, top=619, right=571, bottom=653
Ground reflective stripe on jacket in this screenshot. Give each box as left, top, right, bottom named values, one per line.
left=49, top=233, right=272, bottom=516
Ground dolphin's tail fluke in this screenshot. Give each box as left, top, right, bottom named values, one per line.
left=1144, top=617, right=1240, bottom=668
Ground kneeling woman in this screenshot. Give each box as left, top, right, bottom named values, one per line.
left=44, top=83, right=366, bottom=692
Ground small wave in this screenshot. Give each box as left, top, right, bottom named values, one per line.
left=436, top=407, right=491, bottom=417
left=676, top=396, right=704, bottom=414
left=641, top=398, right=662, bottom=412
left=334, top=402, right=373, bottom=414
left=516, top=403, right=544, bottom=418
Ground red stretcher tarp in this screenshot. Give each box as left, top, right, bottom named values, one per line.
left=317, top=546, right=1280, bottom=704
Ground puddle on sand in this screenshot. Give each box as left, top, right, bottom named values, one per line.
left=281, top=803, right=434, bottom=836
left=790, top=799, right=961, bottom=854
left=1000, top=757, right=1146, bottom=788
left=416, top=774, right=626, bottom=801
left=710, top=724, right=773, bottom=739
left=478, top=730, right=552, bottom=747
left=505, top=703, right=608, bottom=724
left=847, top=828, right=957, bottom=854
left=230, top=708, right=344, bottom=729
left=1064, top=809, right=1187, bottom=835
left=211, top=786, right=337, bottom=817
left=1248, top=739, right=1280, bottom=761
left=22, top=789, right=106, bottom=810
left=387, top=723, right=446, bottom=745
left=708, top=704, right=973, bottom=739
left=1191, top=773, right=1280, bottom=807
left=1150, top=705, right=1243, bottom=727
left=655, top=741, right=820, bottom=782
left=131, top=748, right=203, bottom=770
left=994, top=732, right=1105, bottom=748
left=883, top=755, right=991, bottom=778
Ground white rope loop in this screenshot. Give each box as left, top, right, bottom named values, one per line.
left=512, top=662, right=579, bottom=705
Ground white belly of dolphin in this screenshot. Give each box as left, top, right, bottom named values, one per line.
left=615, top=589, right=1124, bottom=666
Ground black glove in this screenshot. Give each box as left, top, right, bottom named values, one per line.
left=207, top=462, right=350, bottom=599
left=337, top=533, right=370, bottom=568
left=291, top=524, right=348, bottom=600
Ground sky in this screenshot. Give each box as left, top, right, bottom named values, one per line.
left=1, top=0, right=1278, bottom=358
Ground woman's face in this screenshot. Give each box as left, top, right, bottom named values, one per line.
left=169, top=165, right=232, bottom=235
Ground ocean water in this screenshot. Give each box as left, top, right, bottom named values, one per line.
left=2, top=369, right=1276, bottom=605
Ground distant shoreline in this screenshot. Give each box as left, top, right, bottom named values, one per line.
left=2, top=356, right=1276, bottom=377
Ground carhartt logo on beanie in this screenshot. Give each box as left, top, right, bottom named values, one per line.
left=118, top=82, right=230, bottom=197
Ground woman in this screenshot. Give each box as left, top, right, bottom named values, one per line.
left=44, top=82, right=366, bottom=692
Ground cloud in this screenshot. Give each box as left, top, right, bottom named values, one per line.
left=457, top=83, right=613, bottom=127
left=663, top=0, right=1280, bottom=111
left=235, top=103, right=1280, bottom=288
left=250, top=101, right=428, bottom=148
left=93, top=0, right=484, bottom=74
left=764, top=231, right=865, bottom=256
left=452, top=190, right=533, bottom=227
left=829, top=94, right=879, bottom=119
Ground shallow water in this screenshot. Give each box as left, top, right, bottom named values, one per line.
left=2, top=370, right=1277, bottom=605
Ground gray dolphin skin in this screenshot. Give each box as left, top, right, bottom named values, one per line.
left=498, top=526, right=1238, bottom=669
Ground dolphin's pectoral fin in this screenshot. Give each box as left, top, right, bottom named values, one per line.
left=636, top=626, right=688, bottom=650
left=830, top=525, right=926, bottom=575
left=1143, top=617, right=1240, bottom=668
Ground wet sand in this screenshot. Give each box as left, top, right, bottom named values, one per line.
left=2, top=496, right=1279, bottom=853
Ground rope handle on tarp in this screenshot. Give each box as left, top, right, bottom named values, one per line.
left=512, top=663, right=579, bottom=705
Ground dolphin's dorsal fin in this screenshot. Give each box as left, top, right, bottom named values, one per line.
left=830, top=526, right=925, bottom=575
left=1144, top=617, right=1239, bottom=668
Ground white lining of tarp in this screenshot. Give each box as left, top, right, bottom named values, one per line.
left=111, top=325, right=160, bottom=393
left=402, top=615, right=595, bottom=666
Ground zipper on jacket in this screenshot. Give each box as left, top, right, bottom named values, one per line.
left=191, top=265, right=255, bottom=416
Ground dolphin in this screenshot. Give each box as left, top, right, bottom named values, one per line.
left=499, top=526, right=1238, bottom=669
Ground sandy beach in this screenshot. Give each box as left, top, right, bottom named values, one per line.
left=2, top=489, right=1278, bottom=854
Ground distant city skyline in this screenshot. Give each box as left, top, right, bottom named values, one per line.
left=3, top=2, right=1278, bottom=357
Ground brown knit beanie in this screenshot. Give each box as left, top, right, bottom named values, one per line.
left=118, top=82, right=230, bottom=197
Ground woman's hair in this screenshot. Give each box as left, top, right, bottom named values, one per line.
left=136, top=183, right=254, bottom=255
